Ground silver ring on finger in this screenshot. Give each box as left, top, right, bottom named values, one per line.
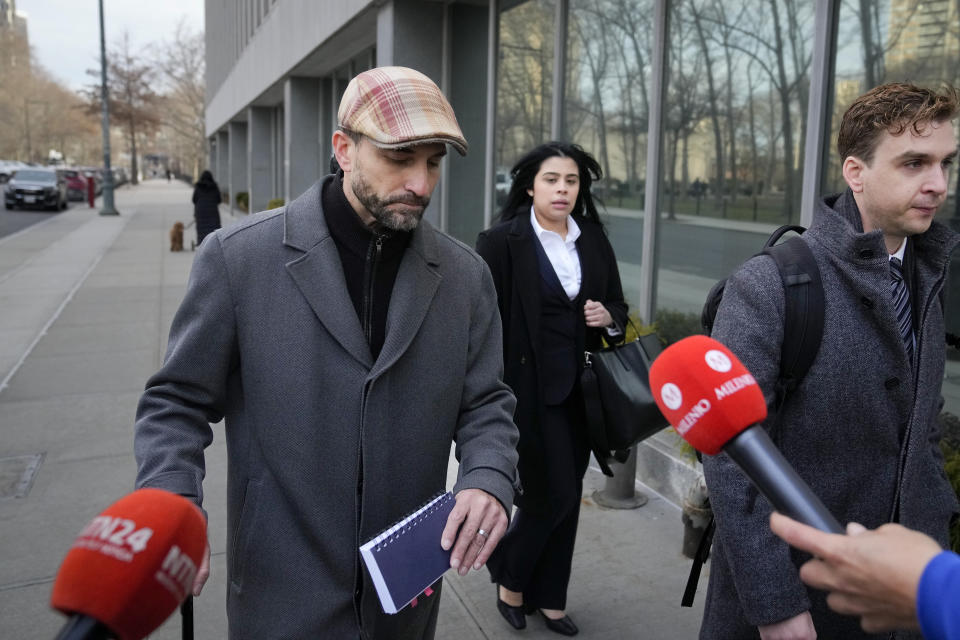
left=477, top=528, right=488, bottom=538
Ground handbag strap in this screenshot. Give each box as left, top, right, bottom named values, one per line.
left=681, top=515, right=715, bottom=607
left=580, top=361, right=615, bottom=477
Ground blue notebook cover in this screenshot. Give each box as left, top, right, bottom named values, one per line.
left=359, top=492, right=455, bottom=614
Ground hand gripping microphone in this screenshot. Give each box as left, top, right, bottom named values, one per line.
left=50, top=488, right=207, bottom=640
left=649, top=335, right=843, bottom=534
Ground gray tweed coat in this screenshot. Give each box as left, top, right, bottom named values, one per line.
left=134, top=177, right=520, bottom=639
left=701, top=189, right=959, bottom=640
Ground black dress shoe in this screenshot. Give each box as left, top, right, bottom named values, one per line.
left=495, top=587, right=527, bottom=630
left=540, top=611, right=578, bottom=636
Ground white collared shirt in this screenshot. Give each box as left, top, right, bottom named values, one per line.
left=889, top=237, right=907, bottom=263
left=530, top=207, right=581, bottom=300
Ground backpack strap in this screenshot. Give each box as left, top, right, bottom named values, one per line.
left=681, top=227, right=824, bottom=608
left=762, top=231, right=824, bottom=410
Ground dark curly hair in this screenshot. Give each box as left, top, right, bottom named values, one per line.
left=498, top=141, right=605, bottom=226
left=838, top=83, right=959, bottom=164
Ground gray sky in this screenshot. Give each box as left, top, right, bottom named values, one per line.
left=17, top=0, right=205, bottom=91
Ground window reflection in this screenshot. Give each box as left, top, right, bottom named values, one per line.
left=830, top=0, right=960, bottom=416
left=565, top=0, right=654, bottom=313
left=654, top=0, right=814, bottom=340
left=495, top=0, right=556, bottom=209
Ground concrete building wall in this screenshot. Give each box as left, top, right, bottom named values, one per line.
left=228, top=121, right=248, bottom=214
left=248, top=106, right=273, bottom=213
left=215, top=130, right=229, bottom=193
left=284, top=77, right=321, bottom=202
left=446, top=3, right=491, bottom=244
left=205, top=0, right=373, bottom=136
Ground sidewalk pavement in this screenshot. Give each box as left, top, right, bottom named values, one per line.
left=0, top=179, right=707, bottom=639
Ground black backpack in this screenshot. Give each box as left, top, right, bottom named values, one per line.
left=682, top=224, right=825, bottom=607
left=701, top=224, right=825, bottom=409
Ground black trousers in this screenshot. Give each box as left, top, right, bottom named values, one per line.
left=488, top=395, right=591, bottom=610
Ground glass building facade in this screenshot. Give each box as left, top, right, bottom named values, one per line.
left=205, top=0, right=960, bottom=490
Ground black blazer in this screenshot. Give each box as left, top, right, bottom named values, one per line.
left=476, top=213, right=628, bottom=510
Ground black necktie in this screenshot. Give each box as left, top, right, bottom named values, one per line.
left=889, top=257, right=913, bottom=360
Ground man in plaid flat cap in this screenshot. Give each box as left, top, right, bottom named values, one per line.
left=134, top=66, right=520, bottom=639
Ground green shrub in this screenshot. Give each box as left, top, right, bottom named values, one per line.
left=235, top=191, right=249, bottom=212
left=653, top=308, right=704, bottom=346
left=940, top=412, right=960, bottom=553
left=622, top=311, right=657, bottom=342
left=267, top=198, right=285, bottom=209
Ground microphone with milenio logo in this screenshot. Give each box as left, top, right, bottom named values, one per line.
left=649, top=335, right=843, bottom=534
left=50, top=488, right=207, bottom=640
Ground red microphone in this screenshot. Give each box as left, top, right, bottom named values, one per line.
left=50, top=488, right=207, bottom=640
left=649, top=335, right=843, bottom=534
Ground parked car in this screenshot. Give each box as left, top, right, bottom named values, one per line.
left=59, top=169, right=88, bottom=201
left=4, top=168, right=68, bottom=211
left=0, top=160, right=27, bottom=184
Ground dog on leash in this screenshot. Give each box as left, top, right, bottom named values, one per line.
left=170, top=222, right=184, bottom=252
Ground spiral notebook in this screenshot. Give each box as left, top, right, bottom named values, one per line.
left=359, top=492, right=456, bottom=614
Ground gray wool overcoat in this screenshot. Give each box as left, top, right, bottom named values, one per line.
left=134, top=178, right=520, bottom=639
left=701, top=189, right=959, bottom=640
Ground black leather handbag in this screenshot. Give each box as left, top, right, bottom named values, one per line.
left=580, top=332, right=669, bottom=476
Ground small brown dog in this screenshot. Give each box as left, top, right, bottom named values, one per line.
left=170, top=222, right=184, bottom=252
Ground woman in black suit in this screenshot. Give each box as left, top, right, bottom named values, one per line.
left=192, top=170, right=222, bottom=246
left=477, top=142, right=628, bottom=636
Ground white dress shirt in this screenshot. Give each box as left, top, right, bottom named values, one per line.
left=530, top=207, right=582, bottom=300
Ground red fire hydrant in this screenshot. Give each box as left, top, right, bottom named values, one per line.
left=87, top=175, right=96, bottom=208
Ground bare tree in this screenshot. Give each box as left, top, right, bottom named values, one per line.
left=0, top=35, right=99, bottom=163
left=496, top=0, right=555, bottom=167
left=711, top=0, right=748, bottom=204
left=664, top=1, right=708, bottom=219
left=745, top=59, right=761, bottom=218
left=155, top=19, right=206, bottom=180
left=571, top=0, right=614, bottom=177
left=84, top=32, right=163, bottom=183
left=708, top=0, right=812, bottom=221
left=845, top=0, right=923, bottom=89
left=611, top=0, right=653, bottom=195
left=690, top=1, right=725, bottom=213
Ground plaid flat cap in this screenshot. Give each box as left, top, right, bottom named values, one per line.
left=338, top=66, right=468, bottom=156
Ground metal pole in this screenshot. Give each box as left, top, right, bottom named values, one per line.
left=592, top=447, right=647, bottom=509
left=98, top=0, right=118, bottom=215
left=23, top=98, right=31, bottom=162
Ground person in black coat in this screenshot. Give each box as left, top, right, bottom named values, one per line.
left=192, top=170, right=222, bottom=245
left=477, top=142, right=628, bottom=636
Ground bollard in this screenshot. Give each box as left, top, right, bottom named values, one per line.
left=592, top=445, right=647, bottom=509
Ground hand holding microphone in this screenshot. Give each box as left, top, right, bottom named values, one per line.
left=648, top=335, right=843, bottom=534
left=50, top=488, right=207, bottom=640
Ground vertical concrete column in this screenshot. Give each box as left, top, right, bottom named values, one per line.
left=247, top=106, right=274, bottom=213
left=377, top=0, right=446, bottom=227
left=376, top=0, right=444, bottom=78
left=284, top=77, right=321, bottom=202
left=208, top=138, right=217, bottom=177
left=273, top=108, right=285, bottom=203
left=216, top=131, right=230, bottom=196
left=319, top=78, right=334, bottom=175
left=228, top=121, right=248, bottom=215
left=447, top=3, right=489, bottom=243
